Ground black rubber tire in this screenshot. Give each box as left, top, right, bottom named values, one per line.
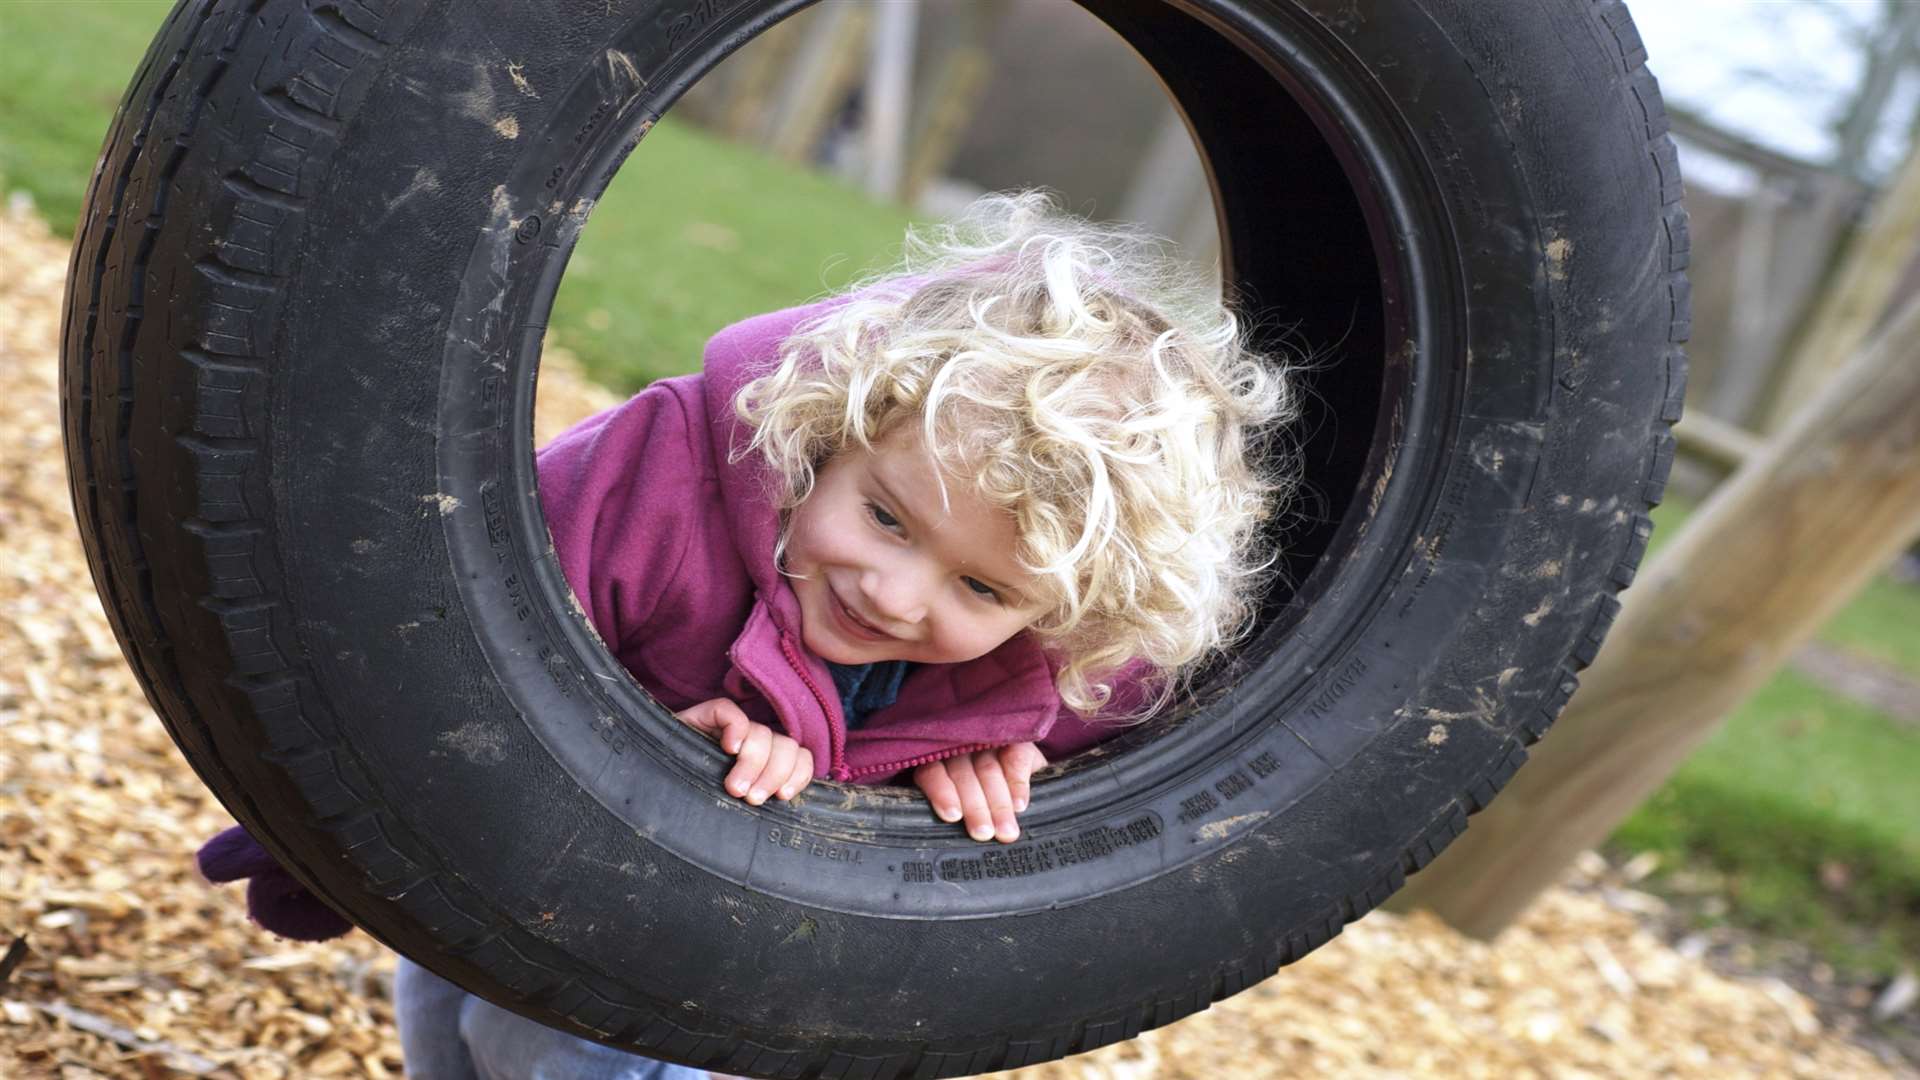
left=62, top=0, right=1688, bottom=1075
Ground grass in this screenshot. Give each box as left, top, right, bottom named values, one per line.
left=1609, top=668, right=1920, bottom=976
left=549, top=121, right=917, bottom=390
left=0, top=1, right=173, bottom=236
left=1622, top=494, right=1920, bottom=977
left=1815, top=573, right=1920, bottom=678
left=0, top=0, right=920, bottom=393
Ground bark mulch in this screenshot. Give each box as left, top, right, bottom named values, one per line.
left=0, top=199, right=1905, bottom=1078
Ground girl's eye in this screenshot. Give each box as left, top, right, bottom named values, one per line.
left=867, top=502, right=901, bottom=530
left=963, top=577, right=1000, bottom=602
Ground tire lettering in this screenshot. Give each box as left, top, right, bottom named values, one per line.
left=664, top=0, right=747, bottom=53
left=1306, top=656, right=1369, bottom=720
left=1177, top=789, right=1220, bottom=824
left=570, top=99, right=612, bottom=147
left=912, top=815, right=1164, bottom=884
left=1426, top=112, right=1487, bottom=229
left=765, top=826, right=865, bottom=865
left=1178, top=752, right=1286, bottom=828
left=589, top=713, right=628, bottom=755
left=1398, top=468, right=1473, bottom=617
left=1214, top=771, right=1253, bottom=801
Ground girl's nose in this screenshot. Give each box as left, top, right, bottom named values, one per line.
left=860, top=565, right=930, bottom=627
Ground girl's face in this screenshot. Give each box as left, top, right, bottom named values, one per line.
left=785, top=427, right=1042, bottom=667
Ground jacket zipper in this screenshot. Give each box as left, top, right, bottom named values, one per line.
left=843, top=741, right=1003, bottom=782
left=778, top=633, right=851, bottom=780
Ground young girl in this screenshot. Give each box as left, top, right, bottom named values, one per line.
left=199, top=189, right=1299, bottom=1078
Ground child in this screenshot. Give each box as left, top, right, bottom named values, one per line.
left=541, top=188, right=1295, bottom=839
left=200, top=189, right=1298, bottom=1077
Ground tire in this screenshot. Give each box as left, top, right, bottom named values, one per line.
left=62, top=0, right=1687, bottom=1075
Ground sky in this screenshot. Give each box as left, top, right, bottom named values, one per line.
left=1631, top=0, right=1911, bottom=191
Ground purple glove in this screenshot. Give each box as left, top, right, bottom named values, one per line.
left=197, top=824, right=354, bottom=941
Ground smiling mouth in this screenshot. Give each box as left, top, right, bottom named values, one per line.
left=828, top=585, right=894, bottom=641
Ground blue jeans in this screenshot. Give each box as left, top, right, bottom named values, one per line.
left=394, top=955, right=711, bottom=1080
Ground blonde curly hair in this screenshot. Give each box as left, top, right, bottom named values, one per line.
left=735, top=190, right=1302, bottom=717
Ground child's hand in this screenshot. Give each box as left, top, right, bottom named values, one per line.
left=673, top=698, right=815, bottom=805
left=913, top=743, right=1047, bottom=844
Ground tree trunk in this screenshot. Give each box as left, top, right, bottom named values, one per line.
left=1385, top=291, right=1920, bottom=939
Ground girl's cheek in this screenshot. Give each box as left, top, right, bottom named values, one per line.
left=786, top=518, right=834, bottom=572
left=939, top=619, right=1015, bottom=665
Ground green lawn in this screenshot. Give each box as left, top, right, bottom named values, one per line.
left=1624, top=494, right=1920, bottom=976
left=1610, top=669, right=1920, bottom=975
left=0, top=1, right=172, bottom=236
left=551, top=120, right=916, bottom=390
left=0, top=0, right=919, bottom=392
left=1816, top=572, right=1920, bottom=677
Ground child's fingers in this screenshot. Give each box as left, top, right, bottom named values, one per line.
left=970, top=752, right=1021, bottom=844
left=777, top=747, right=815, bottom=801
left=943, top=754, right=996, bottom=843
left=725, top=723, right=771, bottom=799
left=674, top=698, right=751, bottom=753
left=1000, top=743, right=1046, bottom=813
left=748, top=735, right=798, bottom=805
left=913, top=761, right=963, bottom=824
left=672, top=700, right=716, bottom=737
left=710, top=700, right=752, bottom=755
left=1006, top=773, right=1031, bottom=815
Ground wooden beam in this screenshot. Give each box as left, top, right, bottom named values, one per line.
left=1760, top=142, right=1920, bottom=434
left=1672, top=410, right=1763, bottom=473
left=1668, top=104, right=1833, bottom=183
left=764, top=2, right=873, bottom=166
left=1385, top=290, right=1920, bottom=939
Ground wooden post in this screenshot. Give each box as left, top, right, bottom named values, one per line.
left=1728, top=172, right=1864, bottom=429
left=1759, top=143, right=1920, bottom=434
left=1118, top=103, right=1206, bottom=241
left=1385, top=291, right=1920, bottom=939
left=1698, top=184, right=1781, bottom=425
left=861, top=2, right=918, bottom=201
left=899, top=46, right=991, bottom=207
left=716, top=17, right=808, bottom=141
left=764, top=1, right=874, bottom=166
left=899, top=0, right=1007, bottom=208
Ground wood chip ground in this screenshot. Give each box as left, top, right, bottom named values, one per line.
left=0, top=201, right=1904, bottom=1078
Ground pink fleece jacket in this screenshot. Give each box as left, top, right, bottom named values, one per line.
left=535, top=296, right=1114, bottom=784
